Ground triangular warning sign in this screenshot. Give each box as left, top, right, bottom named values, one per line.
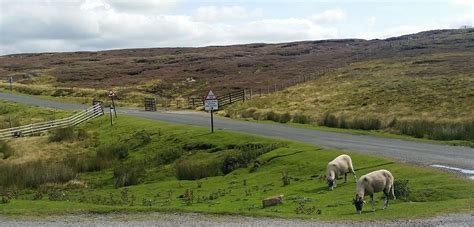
left=205, top=90, right=217, bottom=100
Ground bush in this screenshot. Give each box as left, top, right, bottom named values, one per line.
left=49, top=127, right=75, bottom=142
left=175, top=159, right=221, bottom=180
left=292, top=113, right=311, bottom=124
left=0, top=161, right=76, bottom=189
left=265, top=111, right=279, bottom=122
left=395, top=119, right=474, bottom=141
left=278, top=112, right=291, bottom=123
left=241, top=108, right=257, bottom=119
left=97, top=143, right=129, bottom=160
left=113, top=163, right=146, bottom=188
left=222, top=156, right=240, bottom=174
left=394, top=179, right=410, bottom=201
left=0, top=141, right=14, bottom=159
left=127, top=130, right=152, bottom=149
left=321, top=112, right=338, bottom=127
left=155, top=147, right=184, bottom=165
left=350, top=116, right=382, bottom=130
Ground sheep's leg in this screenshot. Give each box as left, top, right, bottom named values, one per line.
left=334, top=179, right=337, bottom=188
left=370, top=195, right=375, bottom=212
left=352, top=170, right=357, bottom=182
left=382, top=190, right=389, bottom=210
left=344, top=173, right=347, bottom=183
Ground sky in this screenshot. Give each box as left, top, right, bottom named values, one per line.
left=0, top=0, right=473, bottom=55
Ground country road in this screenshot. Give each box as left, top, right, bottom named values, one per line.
left=1, top=92, right=473, bottom=173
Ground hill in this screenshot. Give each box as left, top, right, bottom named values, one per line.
left=1, top=29, right=473, bottom=102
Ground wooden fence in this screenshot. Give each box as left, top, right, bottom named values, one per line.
left=188, top=89, right=246, bottom=109
left=0, top=103, right=104, bottom=139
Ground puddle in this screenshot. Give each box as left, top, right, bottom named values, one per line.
left=431, top=164, right=474, bottom=180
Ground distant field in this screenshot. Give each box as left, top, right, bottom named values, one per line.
left=1, top=103, right=473, bottom=220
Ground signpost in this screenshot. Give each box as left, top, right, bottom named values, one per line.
left=204, top=90, right=219, bottom=133
left=7, top=76, right=13, bottom=91
left=108, top=90, right=117, bottom=118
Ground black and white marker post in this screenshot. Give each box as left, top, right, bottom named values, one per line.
left=204, top=89, right=219, bottom=133
left=108, top=90, right=117, bottom=118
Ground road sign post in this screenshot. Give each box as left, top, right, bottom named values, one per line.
left=8, top=76, right=13, bottom=92
left=204, top=90, right=219, bottom=133
left=108, top=90, right=117, bottom=118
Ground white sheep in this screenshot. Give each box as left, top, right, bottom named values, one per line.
left=353, top=169, right=395, bottom=214
left=326, top=154, right=357, bottom=190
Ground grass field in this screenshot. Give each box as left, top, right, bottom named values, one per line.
left=0, top=103, right=473, bottom=221
left=0, top=100, right=70, bottom=129
left=225, top=52, right=474, bottom=143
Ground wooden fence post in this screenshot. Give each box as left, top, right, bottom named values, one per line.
left=242, top=89, right=245, bottom=102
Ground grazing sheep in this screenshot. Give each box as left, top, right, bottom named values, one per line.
left=326, top=154, right=357, bottom=190
left=353, top=169, right=395, bottom=214
left=262, top=194, right=284, bottom=208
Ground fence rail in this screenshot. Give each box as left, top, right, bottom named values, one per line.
left=188, top=89, right=246, bottom=109
left=0, top=103, right=104, bottom=139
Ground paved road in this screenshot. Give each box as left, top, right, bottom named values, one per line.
left=1, top=92, right=473, bottom=172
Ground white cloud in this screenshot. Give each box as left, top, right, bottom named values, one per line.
left=194, top=6, right=262, bottom=22
left=309, top=9, right=346, bottom=24
left=452, top=0, right=474, bottom=6
left=368, top=16, right=376, bottom=27
left=0, top=2, right=344, bottom=54
left=105, top=0, right=182, bottom=13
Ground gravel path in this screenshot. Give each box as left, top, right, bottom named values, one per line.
left=1, top=212, right=473, bottom=226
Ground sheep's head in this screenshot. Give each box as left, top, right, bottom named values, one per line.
left=353, top=194, right=365, bottom=214
left=326, top=178, right=335, bottom=189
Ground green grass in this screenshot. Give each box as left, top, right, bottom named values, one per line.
left=1, top=113, right=473, bottom=221
left=0, top=100, right=70, bottom=129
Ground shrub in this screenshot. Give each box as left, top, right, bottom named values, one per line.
left=241, top=108, right=257, bottom=118
left=76, top=128, right=89, bottom=140
left=97, top=143, right=129, bottom=160
left=265, top=111, right=279, bottom=122
left=278, top=112, right=291, bottom=123
left=175, top=159, right=220, bottom=180
left=113, top=163, right=146, bottom=188
left=395, top=119, right=474, bottom=141
left=49, top=127, right=75, bottom=142
left=292, top=113, right=311, bottom=124
left=350, top=116, right=382, bottom=130
left=222, top=156, right=240, bottom=174
left=183, top=189, right=194, bottom=205
left=0, top=141, right=14, bottom=159
left=155, top=147, right=184, bottom=165
left=394, top=179, right=410, bottom=201
left=321, top=112, right=338, bottom=127
left=0, top=161, right=76, bottom=189
left=128, top=130, right=152, bottom=148
left=281, top=172, right=290, bottom=186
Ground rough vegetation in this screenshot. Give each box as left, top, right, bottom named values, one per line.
left=0, top=103, right=473, bottom=221
left=1, top=29, right=473, bottom=107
